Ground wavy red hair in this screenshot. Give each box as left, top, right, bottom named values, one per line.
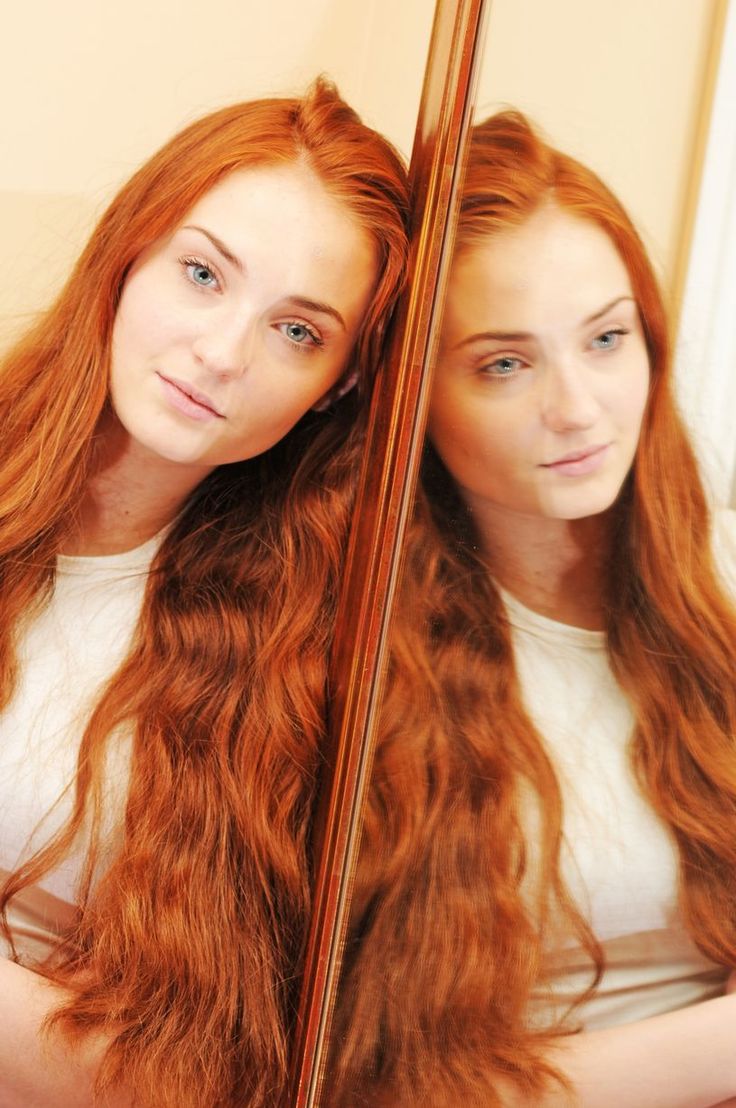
left=328, top=111, right=736, bottom=1104
left=0, top=79, right=409, bottom=1106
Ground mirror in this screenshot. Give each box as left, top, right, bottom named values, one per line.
left=322, top=1, right=735, bottom=1104
left=4, top=1, right=733, bottom=1103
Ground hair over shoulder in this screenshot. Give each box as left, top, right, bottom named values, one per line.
left=327, top=110, right=736, bottom=1106
left=0, top=79, right=410, bottom=1108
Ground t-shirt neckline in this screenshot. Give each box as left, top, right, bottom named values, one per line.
left=498, top=585, right=607, bottom=651
left=56, top=531, right=163, bottom=577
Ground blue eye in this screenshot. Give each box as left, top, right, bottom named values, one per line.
left=180, top=256, right=219, bottom=289
left=279, top=321, right=322, bottom=348
left=592, top=328, right=627, bottom=350
left=482, top=356, right=522, bottom=378
left=188, top=263, right=217, bottom=287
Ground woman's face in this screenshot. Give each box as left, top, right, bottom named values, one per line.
left=109, top=163, right=377, bottom=474
left=429, top=204, right=651, bottom=525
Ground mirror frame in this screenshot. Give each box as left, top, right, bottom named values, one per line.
left=289, top=1, right=491, bottom=1103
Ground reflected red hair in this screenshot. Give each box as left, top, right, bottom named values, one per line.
left=329, top=111, right=736, bottom=1104
left=0, top=79, right=409, bottom=1106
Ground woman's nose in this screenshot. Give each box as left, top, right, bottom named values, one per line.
left=191, top=312, right=254, bottom=379
left=540, top=363, right=600, bottom=432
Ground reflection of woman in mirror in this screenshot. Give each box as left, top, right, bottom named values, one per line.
left=333, top=113, right=736, bottom=1106
left=0, top=81, right=408, bottom=1107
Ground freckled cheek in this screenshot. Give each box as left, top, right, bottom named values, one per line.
left=433, top=398, right=501, bottom=466
left=228, top=390, right=317, bottom=444
left=115, top=284, right=187, bottom=360
left=615, top=380, right=650, bottom=441
left=625, top=355, right=650, bottom=411
left=476, top=408, right=527, bottom=463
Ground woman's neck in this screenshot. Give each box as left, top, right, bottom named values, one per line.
left=63, top=419, right=213, bottom=556
left=470, top=501, right=612, bottom=631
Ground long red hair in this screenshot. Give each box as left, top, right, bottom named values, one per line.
left=328, top=111, right=736, bottom=1104
left=0, top=79, right=409, bottom=1107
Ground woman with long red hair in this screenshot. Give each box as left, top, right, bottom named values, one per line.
left=0, top=79, right=409, bottom=1107
left=330, top=111, right=736, bottom=1106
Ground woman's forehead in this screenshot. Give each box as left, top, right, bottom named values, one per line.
left=446, top=208, right=633, bottom=333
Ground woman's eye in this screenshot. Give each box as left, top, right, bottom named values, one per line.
left=592, top=328, right=627, bottom=350
left=279, top=321, right=322, bottom=348
left=482, top=355, right=522, bottom=378
left=181, top=258, right=219, bottom=289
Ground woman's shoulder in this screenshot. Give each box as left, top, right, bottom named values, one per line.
left=711, top=507, right=736, bottom=600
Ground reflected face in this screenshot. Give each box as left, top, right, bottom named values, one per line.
left=109, top=163, right=377, bottom=475
left=429, top=204, right=650, bottom=523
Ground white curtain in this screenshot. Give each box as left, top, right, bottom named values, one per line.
left=675, top=0, right=736, bottom=508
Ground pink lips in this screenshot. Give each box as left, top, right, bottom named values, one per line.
left=156, top=373, right=225, bottom=422
left=541, top=444, right=609, bottom=477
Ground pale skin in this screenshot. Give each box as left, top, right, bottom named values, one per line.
left=432, top=202, right=651, bottom=630
left=0, top=161, right=378, bottom=1103
left=431, top=203, right=736, bottom=1106
left=68, top=161, right=376, bottom=555
left=0, top=962, right=130, bottom=1108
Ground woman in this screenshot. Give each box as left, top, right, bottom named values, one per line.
left=0, top=80, right=409, bottom=1107
left=329, top=111, right=736, bottom=1106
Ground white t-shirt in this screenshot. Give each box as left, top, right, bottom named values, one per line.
left=0, top=534, right=158, bottom=960
left=516, top=510, right=736, bottom=1029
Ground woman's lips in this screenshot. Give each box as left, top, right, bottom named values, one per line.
left=156, top=372, right=225, bottom=422
left=541, top=444, right=609, bottom=476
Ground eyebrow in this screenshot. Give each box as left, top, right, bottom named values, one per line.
left=287, top=296, right=346, bottom=331
left=183, top=225, right=244, bottom=272
left=181, top=225, right=347, bottom=331
left=453, top=295, right=636, bottom=350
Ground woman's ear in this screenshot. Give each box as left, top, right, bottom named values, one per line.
left=312, top=367, right=360, bottom=411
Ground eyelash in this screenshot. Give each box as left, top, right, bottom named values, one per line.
left=480, top=355, right=525, bottom=380
left=480, top=327, right=631, bottom=379
left=178, top=254, right=324, bottom=352
left=276, top=320, right=324, bottom=353
left=179, top=254, right=222, bottom=290
left=591, top=327, right=629, bottom=350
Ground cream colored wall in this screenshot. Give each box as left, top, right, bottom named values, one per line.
left=0, top=0, right=720, bottom=351
left=476, top=0, right=720, bottom=295
left=0, top=0, right=434, bottom=350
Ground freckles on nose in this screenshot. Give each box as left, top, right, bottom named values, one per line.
left=541, top=375, right=599, bottom=429
left=193, top=322, right=253, bottom=377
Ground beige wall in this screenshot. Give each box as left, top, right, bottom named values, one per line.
left=0, top=0, right=434, bottom=349
left=0, top=0, right=720, bottom=350
left=476, top=0, right=720, bottom=294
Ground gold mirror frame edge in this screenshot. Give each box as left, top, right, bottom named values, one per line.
left=670, top=0, right=731, bottom=319
left=288, top=1, right=492, bottom=1104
